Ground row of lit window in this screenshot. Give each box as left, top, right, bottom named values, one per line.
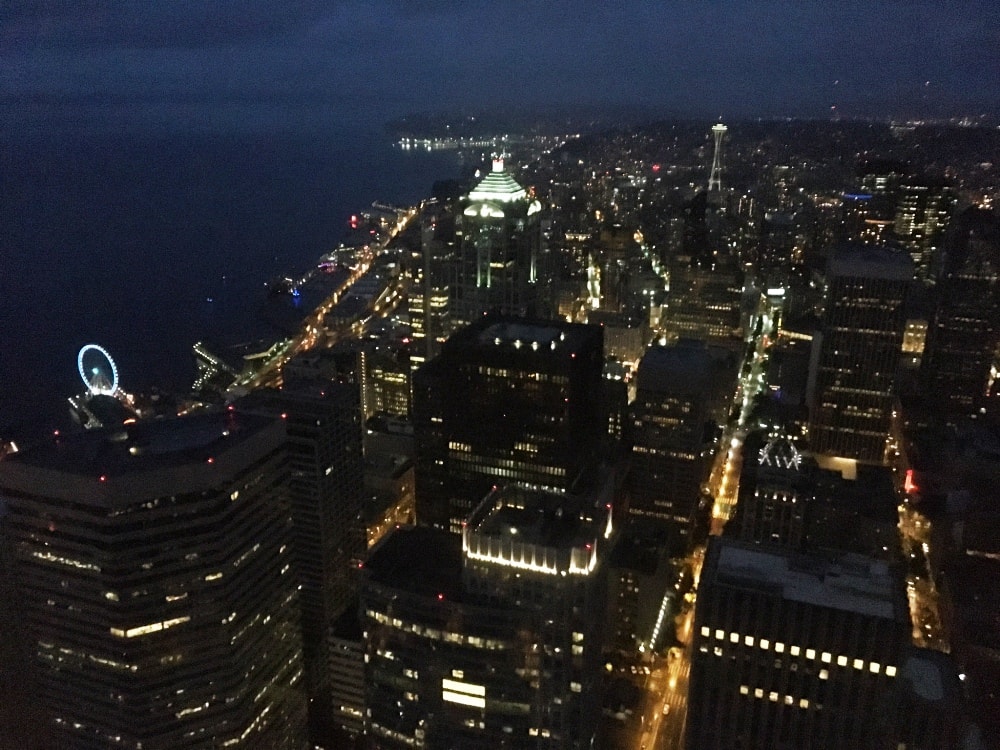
left=452, top=453, right=566, bottom=477
left=111, top=616, right=190, bottom=639
left=366, top=610, right=509, bottom=650
left=699, top=627, right=896, bottom=676
left=740, top=685, right=811, bottom=708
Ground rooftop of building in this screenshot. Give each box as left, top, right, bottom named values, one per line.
left=436, top=315, right=602, bottom=361
left=827, top=242, right=915, bottom=281
left=468, top=485, right=605, bottom=552
left=466, top=159, right=527, bottom=204
left=239, top=380, right=359, bottom=409
left=711, top=537, right=903, bottom=621
left=0, top=410, right=283, bottom=505
left=636, top=339, right=713, bottom=391
left=362, top=525, right=464, bottom=600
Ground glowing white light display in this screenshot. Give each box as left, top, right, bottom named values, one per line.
left=77, top=344, right=119, bottom=396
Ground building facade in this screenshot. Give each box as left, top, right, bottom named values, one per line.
left=413, top=317, right=604, bottom=533
left=360, top=486, right=612, bottom=749
left=239, top=382, right=365, bottom=746
left=922, top=207, right=1000, bottom=418
left=687, top=537, right=909, bottom=750
left=808, top=245, right=912, bottom=463
left=451, top=160, right=549, bottom=327
left=0, top=413, right=308, bottom=749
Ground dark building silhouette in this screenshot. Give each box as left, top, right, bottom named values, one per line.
left=627, top=341, right=720, bottom=536
left=922, top=208, right=1000, bottom=419
left=681, top=190, right=710, bottom=256
left=0, top=413, right=308, bottom=749
left=238, top=381, right=365, bottom=746
left=808, top=244, right=912, bottom=463
left=412, top=317, right=604, bottom=534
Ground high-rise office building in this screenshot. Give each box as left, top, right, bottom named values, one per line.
left=411, top=207, right=456, bottom=371
left=0, top=412, right=308, bottom=749
left=922, top=207, right=1000, bottom=418
left=238, top=380, right=365, bottom=746
left=360, top=485, right=612, bottom=749
left=412, top=317, right=604, bottom=533
left=665, top=250, right=745, bottom=344
left=369, top=342, right=412, bottom=419
left=451, top=160, right=548, bottom=327
left=808, top=244, right=912, bottom=463
left=894, top=177, right=954, bottom=281
left=733, top=433, right=901, bottom=560
left=628, top=341, right=720, bottom=534
left=687, top=536, right=909, bottom=750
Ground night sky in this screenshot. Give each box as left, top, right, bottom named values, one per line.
left=3, top=0, right=998, bottom=135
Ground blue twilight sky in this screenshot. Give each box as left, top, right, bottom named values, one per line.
left=1, top=0, right=998, bottom=134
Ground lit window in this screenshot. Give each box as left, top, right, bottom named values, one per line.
left=799, top=698, right=809, bottom=709
left=790, top=646, right=801, bottom=656
left=739, top=685, right=749, bottom=695
left=837, top=655, right=848, bottom=667
left=819, top=669, right=829, bottom=680
left=805, top=648, right=816, bottom=660
left=774, top=642, right=785, bottom=653
left=744, top=635, right=754, bottom=647
left=759, top=639, right=770, bottom=650
left=700, top=626, right=710, bottom=638
left=730, top=632, right=739, bottom=644
left=853, top=659, right=864, bottom=670
left=754, top=688, right=763, bottom=699
left=715, top=629, right=724, bottom=640
left=821, top=652, right=832, bottom=663
left=769, top=691, right=779, bottom=702
left=886, top=665, right=897, bottom=677
left=869, top=662, right=880, bottom=674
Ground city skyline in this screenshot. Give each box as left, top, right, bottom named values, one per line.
left=2, top=5, right=1000, bottom=745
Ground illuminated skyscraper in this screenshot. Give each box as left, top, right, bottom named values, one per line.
left=412, top=317, right=604, bottom=534
left=361, top=485, right=612, bottom=749
left=411, top=208, right=455, bottom=370
left=451, top=160, right=548, bottom=327
left=808, top=244, right=912, bottom=463
left=894, top=177, right=954, bottom=281
left=0, top=412, right=308, bottom=749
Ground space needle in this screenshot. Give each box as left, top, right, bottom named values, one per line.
left=708, top=123, right=727, bottom=192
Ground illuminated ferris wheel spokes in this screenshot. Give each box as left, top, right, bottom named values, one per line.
left=77, top=344, right=119, bottom=396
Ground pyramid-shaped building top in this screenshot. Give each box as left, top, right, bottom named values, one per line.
left=467, top=159, right=528, bottom=203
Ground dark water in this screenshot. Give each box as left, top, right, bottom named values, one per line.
left=0, top=129, right=459, bottom=433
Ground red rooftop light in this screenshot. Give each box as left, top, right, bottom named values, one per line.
left=99, top=475, right=107, bottom=482
left=437, top=593, right=445, bottom=601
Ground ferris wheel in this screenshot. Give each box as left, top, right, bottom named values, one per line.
left=77, top=344, right=119, bottom=396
